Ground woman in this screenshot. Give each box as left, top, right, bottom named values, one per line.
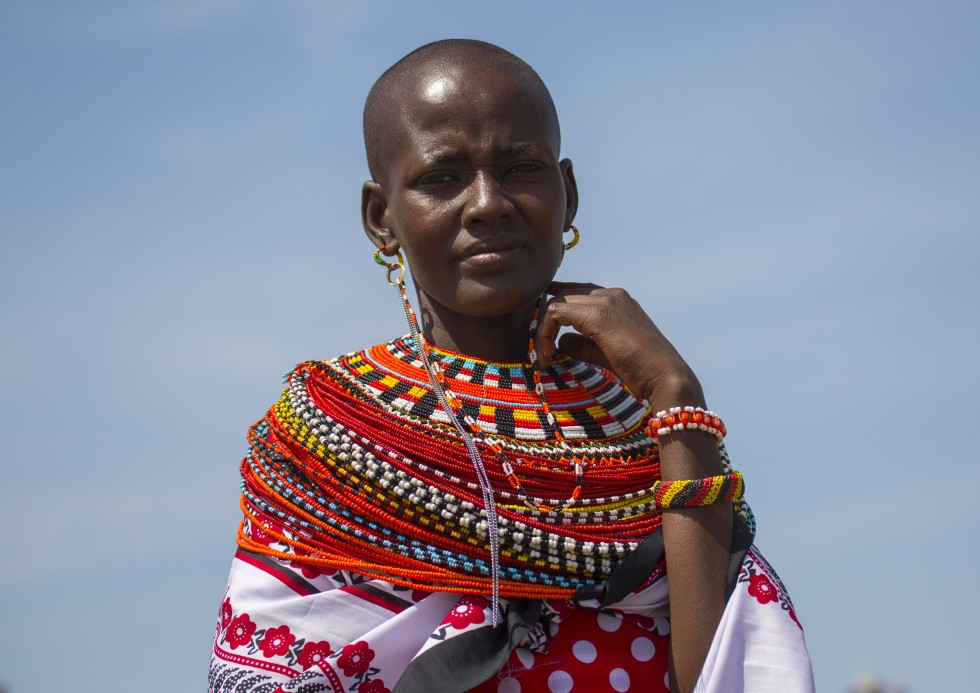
left=209, top=40, right=814, bottom=693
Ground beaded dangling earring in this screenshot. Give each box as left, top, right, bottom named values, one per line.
left=373, top=246, right=504, bottom=626
left=560, top=225, right=580, bottom=263
left=563, top=224, right=580, bottom=251
left=373, top=247, right=405, bottom=284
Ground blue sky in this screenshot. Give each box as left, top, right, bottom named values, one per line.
left=1, top=1, right=978, bottom=691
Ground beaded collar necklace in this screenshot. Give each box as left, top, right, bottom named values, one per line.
left=237, top=343, right=751, bottom=611
left=427, top=315, right=588, bottom=514
left=378, top=251, right=592, bottom=623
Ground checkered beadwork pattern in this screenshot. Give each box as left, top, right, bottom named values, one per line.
left=339, top=336, right=650, bottom=443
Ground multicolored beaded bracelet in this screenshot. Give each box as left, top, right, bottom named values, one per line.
left=651, top=471, right=743, bottom=508
left=647, top=406, right=726, bottom=441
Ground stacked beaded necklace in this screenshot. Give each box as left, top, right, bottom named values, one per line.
left=237, top=255, right=745, bottom=623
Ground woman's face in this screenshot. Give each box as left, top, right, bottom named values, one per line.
left=366, top=66, right=577, bottom=322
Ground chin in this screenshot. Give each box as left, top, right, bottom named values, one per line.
left=455, top=281, right=548, bottom=318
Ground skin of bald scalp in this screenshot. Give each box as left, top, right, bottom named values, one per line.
left=363, top=40, right=560, bottom=184
left=360, top=41, right=731, bottom=693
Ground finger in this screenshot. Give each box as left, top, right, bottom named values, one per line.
left=536, top=296, right=601, bottom=369
left=535, top=295, right=561, bottom=369
left=557, top=333, right=613, bottom=371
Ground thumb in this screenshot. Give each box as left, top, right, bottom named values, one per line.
left=558, top=333, right=612, bottom=371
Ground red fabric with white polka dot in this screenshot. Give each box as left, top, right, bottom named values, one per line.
left=468, top=608, right=669, bottom=692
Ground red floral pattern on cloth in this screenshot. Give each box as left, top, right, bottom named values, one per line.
left=338, top=640, right=375, bottom=677
left=468, top=607, right=670, bottom=692
left=444, top=596, right=488, bottom=630
left=226, top=613, right=256, bottom=650
left=297, top=640, right=333, bottom=670
left=248, top=517, right=283, bottom=547
left=747, top=573, right=778, bottom=604
left=259, top=625, right=296, bottom=658
left=219, top=598, right=233, bottom=631
left=211, top=547, right=812, bottom=692
left=737, top=548, right=803, bottom=630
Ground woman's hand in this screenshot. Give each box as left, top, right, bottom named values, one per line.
left=537, top=281, right=705, bottom=412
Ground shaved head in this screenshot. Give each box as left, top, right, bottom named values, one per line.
left=363, top=39, right=561, bottom=183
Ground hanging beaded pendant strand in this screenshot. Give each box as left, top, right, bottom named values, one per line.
left=375, top=249, right=503, bottom=624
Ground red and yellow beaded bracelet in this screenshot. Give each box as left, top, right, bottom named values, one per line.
left=651, top=471, right=743, bottom=508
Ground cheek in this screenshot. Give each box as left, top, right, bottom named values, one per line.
left=535, top=212, right=569, bottom=260
left=400, top=235, right=452, bottom=282
left=399, top=237, right=458, bottom=299
left=391, top=198, right=457, bottom=250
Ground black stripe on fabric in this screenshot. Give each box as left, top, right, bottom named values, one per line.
left=238, top=549, right=322, bottom=596
left=498, top=368, right=512, bottom=389
left=356, top=583, right=415, bottom=610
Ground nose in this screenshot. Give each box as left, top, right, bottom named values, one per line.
left=461, top=170, right=512, bottom=228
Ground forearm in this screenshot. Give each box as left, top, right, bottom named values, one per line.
left=535, top=284, right=737, bottom=689
left=659, top=430, right=733, bottom=693
left=648, top=378, right=732, bottom=693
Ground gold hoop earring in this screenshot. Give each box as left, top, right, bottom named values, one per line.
left=373, top=248, right=405, bottom=286
left=562, top=225, right=580, bottom=251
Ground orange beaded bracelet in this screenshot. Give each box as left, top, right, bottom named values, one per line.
left=647, top=406, right=726, bottom=441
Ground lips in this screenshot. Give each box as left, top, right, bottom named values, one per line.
left=457, top=238, right=525, bottom=261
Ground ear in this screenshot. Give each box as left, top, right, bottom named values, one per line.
left=361, top=180, right=400, bottom=254
left=559, top=158, right=579, bottom=228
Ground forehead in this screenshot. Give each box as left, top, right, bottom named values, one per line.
left=383, top=65, right=559, bottom=166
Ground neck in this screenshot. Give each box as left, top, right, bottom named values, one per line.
left=415, top=292, right=538, bottom=363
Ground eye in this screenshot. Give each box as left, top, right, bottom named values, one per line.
left=417, top=171, right=459, bottom=186
left=506, top=162, right=542, bottom=175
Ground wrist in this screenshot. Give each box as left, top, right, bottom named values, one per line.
left=642, top=370, right=706, bottom=413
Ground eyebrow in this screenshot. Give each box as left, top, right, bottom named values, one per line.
left=419, top=142, right=551, bottom=165
left=420, top=149, right=465, bottom=164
